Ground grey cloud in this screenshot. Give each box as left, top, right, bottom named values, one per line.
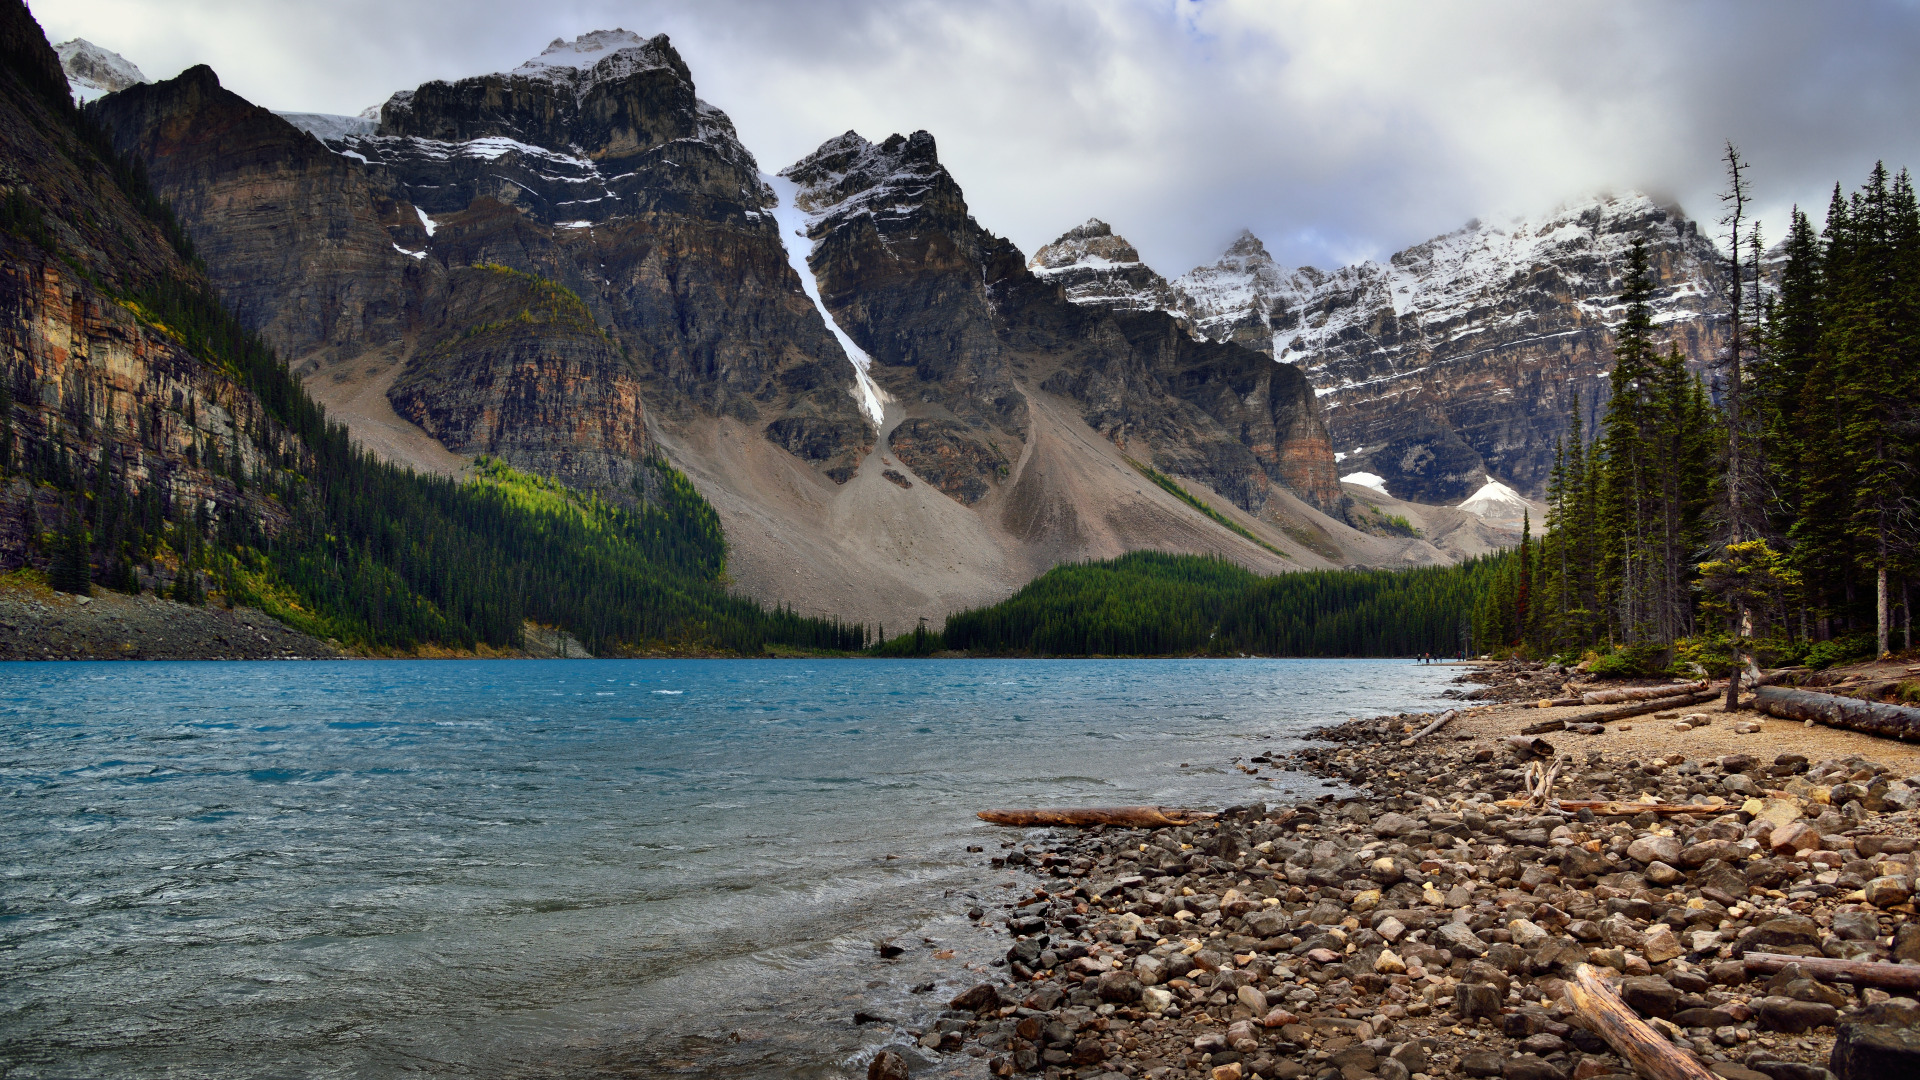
left=32, top=0, right=1920, bottom=276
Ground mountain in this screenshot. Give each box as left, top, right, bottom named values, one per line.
left=92, top=31, right=871, bottom=495
left=1, top=0, right=864, bottom=656
left=1028, top=218, right=1178, bottom=312
left=1166, top=195, right=1728, bottom=500
left=79, top=28, right=1515, bottom=630
left=52, top=38, right=145, bottom=102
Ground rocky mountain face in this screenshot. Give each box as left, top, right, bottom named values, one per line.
left=91, top=31, right=871, bottom=495
left=786, top=132, right=1344, bottom=518
left=1028, top=218, right=1177, bottom=312
left=52, top=38, right=146, bottom=103
left=2, top=6, right=307, bottom=585
left=89, top=66, right=424, bottom=372
left=389, top=264, right=654, bottom=493
left=1168, top=196, right=1729, bottom=499
left=73, top=27, right=1503, bottom=629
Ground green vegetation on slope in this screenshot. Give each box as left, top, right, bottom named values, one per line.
left=2, top=80, right=866, bottom=656
left=1127, top=459, right=1290, bottom=559
left=874, top=550, right=1495, bottom=657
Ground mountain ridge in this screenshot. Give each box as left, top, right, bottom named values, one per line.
left=67, top=29, right=1534, bottom=630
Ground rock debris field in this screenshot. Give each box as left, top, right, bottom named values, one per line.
left=0, top=575, right=338, bottom=660
left=884, top=663, right=1920, bottom=1080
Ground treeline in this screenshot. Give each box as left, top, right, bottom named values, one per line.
left=1476, top=156, right=1918, bottom=670
left=875, top=551, right=1494, bottom=657
left=2, top=87, right=867, bottom=656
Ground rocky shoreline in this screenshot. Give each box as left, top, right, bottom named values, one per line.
left=0, top=575, right=340, bottom=660
left=891, top=664, right=1920, bottom=1080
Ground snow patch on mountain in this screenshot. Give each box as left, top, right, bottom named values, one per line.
left=1028, top=219, right=1176, bottom=312
left=1173, top=192, right=1716, bottom=369
left=506, top=29, right=680, bottom=102
left=765, top=173, right=888, bottom=425
left=1341, top=472, right=1389, bottom=495
left=1456, top=479, right=1532, bottom=522
left=53, top=39, right=146, bottom=104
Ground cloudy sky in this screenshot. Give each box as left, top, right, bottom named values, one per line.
left=32, top=0, right=1920, bottom=275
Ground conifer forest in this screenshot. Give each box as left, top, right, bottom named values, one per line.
left=1475, top=152, right=1919, bottom=674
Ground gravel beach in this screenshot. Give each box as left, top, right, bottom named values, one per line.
left=885, top=660, right=1920, bottom=1080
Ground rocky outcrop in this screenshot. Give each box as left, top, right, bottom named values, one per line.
left=1170, top=195, right=1728, bottom=497
left=788, top=135, right=1345, bottom=516
left=1027, top=218, right=1177, bottom=313
left=89, top=67, right=426, bottom=369
left=92, top=31, right=873, bottom=493
left=887, top=418, right=1009, bottom=505
left=389, top=264, right=654, bottom=492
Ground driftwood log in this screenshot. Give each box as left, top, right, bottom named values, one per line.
left=1560, top=690, right=1723, bottom=727
left=1581, top=682, right=1708, bottom=706
left=977, top=806, right=1217, bottom=828
left=1754, top=685, right=1920, bottom=741
left=1561, top=963, right=1717, bottom=1080
left=1548, top=800, right=1727, bottom=816
left=1503, top=735, right=1556, bottom=759
left=1399, top=710, right=1458, bottom=747
left=1741, top=952, right=1920, bottom=992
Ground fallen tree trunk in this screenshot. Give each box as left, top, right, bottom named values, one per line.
left=977, top=806, right=1216, bottom=828
left=1399, top=709, right=1458, bottom=747
left=1546, top=800, right=1727, bottom=816
left=1561, top=963, right=1716, bottom=1080
left=1581, top=682, right=1708, bottom=706
left=1741, top=952, right=1920, bottom=992
left=1560, top=690, right=1722, bottom=727
left=1504, top=735, right=1556, bottom=759
left=1754, top=685, right=1920, bottom=741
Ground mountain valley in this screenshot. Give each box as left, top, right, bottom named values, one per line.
left=11, top=19, right=1754, bottom=635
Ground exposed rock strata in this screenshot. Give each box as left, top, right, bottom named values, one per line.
left=389, top=264, right=654, bottom=492
left=90, top=67, right=427, bottom=369
left=787, top=134, right=1345, bottom=518
left=887, top=418, right=1009, bottom=505
left=1, top=4, right=312, bottom=590
left=1167, top=196, right=1729, bottom=497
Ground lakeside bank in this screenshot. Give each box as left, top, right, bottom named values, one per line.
left=881, top=664, right=1920, bottom=1080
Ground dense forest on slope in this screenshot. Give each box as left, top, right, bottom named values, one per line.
left=0, top=16, right=865, bottom=656
left=872, top=551, right=1495, bottom=657
left=1473, top=158, right=1919, bottom=672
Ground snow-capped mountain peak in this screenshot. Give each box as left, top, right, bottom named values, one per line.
left=1456, top=479, right=1532, bottom=522
left=1027, top=218, right=1176, bottom=312
left=503, top=28, right=685, bottom=101
left=53, top=39, right=146, bottom=104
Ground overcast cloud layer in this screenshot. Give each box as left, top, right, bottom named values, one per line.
left=31, top=0, right=1920, bottom=276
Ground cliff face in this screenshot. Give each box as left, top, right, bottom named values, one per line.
left=350, top=30, right=870, bottom=474
left=390, top=265, right=654, bottom=492
left=91, top=31, right=872, bottom=495
left=1166, top=195, right=1728, bottom=497
left=784, top=132, right=1345, bottom=518
left=785, top=130, right=1029, bottom=437
left=1, top=4, right=307, bottom=585
left=91, top=67, right=425, bottom=370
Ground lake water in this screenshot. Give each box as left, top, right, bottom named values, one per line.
left=0, top=658, right=1457, bottom=1078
